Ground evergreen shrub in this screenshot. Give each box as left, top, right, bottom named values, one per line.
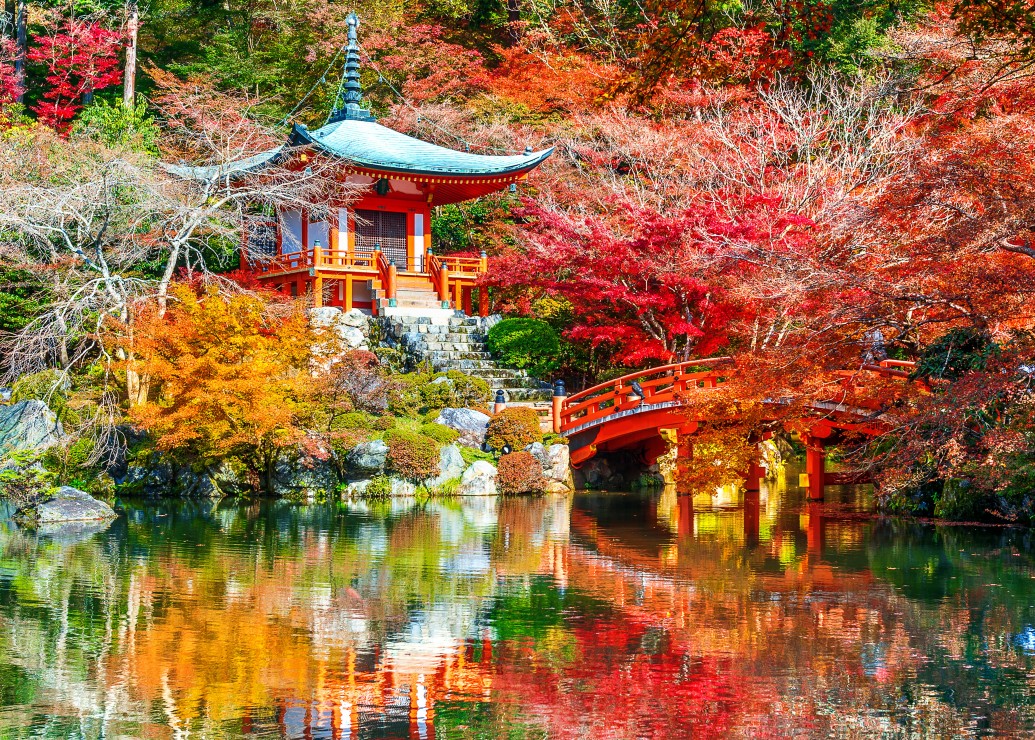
left=420, top=423, right=460, bottom=445
left=487, top=318, right=560, bottom=378
left=485, top=407, right=543, bottom=451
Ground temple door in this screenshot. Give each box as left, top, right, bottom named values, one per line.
left=354, top=209, right=408, bottom=269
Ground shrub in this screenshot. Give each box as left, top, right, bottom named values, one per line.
left=497, top=451, right=547, bottom=495
left=12, top=369, right=71, bottom=420
left=420, top=422, right=460, bottom=445
left=389, top=371, right=491, bottom=418
left=325, top=350, right=390, bottom=414
left=487, top=318, right=560, bottom=378
left=372, top=416, right=396, bottom=431
left=0, top=452, right=58, bottom=520
left=388, top=374, right=425, bottom=417
left=444, top=370, right=491, bottom=407
left=486, top=407, right=543, bottom=451
left=420, top=378, right=455, bottom=413
left=385, top=429, right=440, bottom=481
left=365, top=474, right=393, bottom=499
left=330, top=411, right=375, bottom=431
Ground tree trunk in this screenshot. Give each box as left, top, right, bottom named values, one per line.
left=15, top=0, right=26, bottom=103
left=506, top=0, right=521, bottom=46
left=123, top=0, right=138, bottom=108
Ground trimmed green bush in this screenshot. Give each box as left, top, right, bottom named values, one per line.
left=372, top=416, right=396, bottom=431
left=420, top=422, right=461, bottom=445
left=385, top=429, right=440, bottom=481
left=485, top=407, right=543, bottom=451
left=487, top=318, right=560, bottom=378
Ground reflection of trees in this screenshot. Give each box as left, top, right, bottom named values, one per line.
left=1, top=488, right=1034, bottom=737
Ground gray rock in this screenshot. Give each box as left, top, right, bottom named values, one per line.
left=308, top=306, right=370, bottom=351
left=30, top=486, right=116, bottom=524
left=271, top=439, right=338, bottom=499
left=525, top=442, right=549, bottom=468
left=435, top=408, right=490, bottom=448
left=425, top=445, right=465, bottom=489
left=0, top=400, right=64, bottom=461
left=347, top=440, right=388, bottom=472
left=343, top=477, right=415, bottom=497
left=122, top=453, right=175, bottom=495
left=544, top=444, right=573, bottom=489
left=572, top=457, right=612, bottom=490
left=459, top=460, right=498, bottom=496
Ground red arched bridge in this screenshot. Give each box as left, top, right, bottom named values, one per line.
left=549, top=357, right=917, bottom=499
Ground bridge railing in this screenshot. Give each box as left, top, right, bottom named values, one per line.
left=559, top=358, right=733, bottom=434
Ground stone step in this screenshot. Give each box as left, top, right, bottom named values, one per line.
left=428, top=349, right=492, bottom=359
left=497, top=388, right=554, bottom=402
left=432, top=359, right=498, bottom=371
left=421, top=341, right=489, bottom=352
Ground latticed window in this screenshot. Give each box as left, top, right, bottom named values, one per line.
left=354, top=209, right=408, bottom=268
left=246, top=217, right=278, bottom=257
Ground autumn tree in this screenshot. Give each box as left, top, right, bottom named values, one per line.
left=129, top=284, right=319, bottom=484
left=28, top=17, right=124, bottom=131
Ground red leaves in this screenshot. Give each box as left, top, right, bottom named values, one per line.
left=27, top=18, right=123, bottom=131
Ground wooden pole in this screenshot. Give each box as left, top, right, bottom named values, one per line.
left=479, top=286, right=489, bottom=317
left=438, top=264, right=450, bottom=304
left=551, top=380, right=566, bottom=434
left=804, top=435, right=826, bottom=501
left=387, top=262, right=398, bottom=301
left=344, top=274, right=353, bottom=312
left=313, top=245, right=324, bottom=307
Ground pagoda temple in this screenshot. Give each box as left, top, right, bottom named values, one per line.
left=181, top=13, right=552, bottom=318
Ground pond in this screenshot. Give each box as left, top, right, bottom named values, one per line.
left=1, top=475, right=1035, bottom=738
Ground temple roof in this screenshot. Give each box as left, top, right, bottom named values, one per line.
left=291, top=120, right=552, bottom=178
left=166, top=12, right=551, bottom=202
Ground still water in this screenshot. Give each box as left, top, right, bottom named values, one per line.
left=2, top=478, right=1035, bottom=739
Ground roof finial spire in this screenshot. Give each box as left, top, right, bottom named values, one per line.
left=329, top=12, right=376, bottom=123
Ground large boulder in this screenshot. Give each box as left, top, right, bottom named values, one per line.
left=28, top=486, right=116, bottom=524
left=343, top=477, right=416, bottom=498
left=434, top=408, right=490, bottom=448
left=271, top=439, right=339, bottom=500
left=425, top=445, right=465, bottom=489
left=545, top=444, right=573, bottom=488
left=309, top=306, right=370, bottom=351
left=347, top=440, right=389, bottom=473
left=0, top=400, right=64, bottom=461
left=459, top=460, right=498, bottom=496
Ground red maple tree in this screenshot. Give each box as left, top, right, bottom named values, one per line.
left=28, top=18, right=123, bottom=131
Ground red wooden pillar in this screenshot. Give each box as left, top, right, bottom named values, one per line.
left=743, top=488, right=760, bottom=547
left=804, top=436, right=826, bottom=501
left=478, top=287, right=489, bottom=317
left=806, top=501, right=823, bottom=553
left=462, top=286, right=473, bottom=316
left=677, top=493, right=693, bottom=540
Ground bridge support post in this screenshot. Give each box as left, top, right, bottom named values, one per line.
left=743, top=488, right=760, bottom=547
left=552, top=380, right=566, bottom=434
left=803, top=436, right=826, bottom=501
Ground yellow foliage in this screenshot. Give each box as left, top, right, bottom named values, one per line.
left=129, top=285, right=317, bottom=465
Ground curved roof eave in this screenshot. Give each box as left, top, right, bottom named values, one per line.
left=290, top=121, right=554, bottom=178
left=161, top=146, right=287, bottom=182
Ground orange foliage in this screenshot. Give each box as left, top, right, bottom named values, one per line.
left=129, top=284, right=318, bottom=467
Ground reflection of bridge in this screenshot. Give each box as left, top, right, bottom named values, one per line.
left=556, top=358, right=916, bottom=499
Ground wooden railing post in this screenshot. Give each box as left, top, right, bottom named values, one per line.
left=312, top=242, right=324, bottom=308
left=387, top=260, right=398, bottom=302
left=552, top=380, right=566, bottom=434
left=439, top=263, right=450, bottom=304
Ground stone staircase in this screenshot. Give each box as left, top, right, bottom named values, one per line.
left=382, top=314, right=553, bottom=403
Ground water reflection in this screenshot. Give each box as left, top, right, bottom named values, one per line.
left=1, top=478, right=1034, bottom=738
